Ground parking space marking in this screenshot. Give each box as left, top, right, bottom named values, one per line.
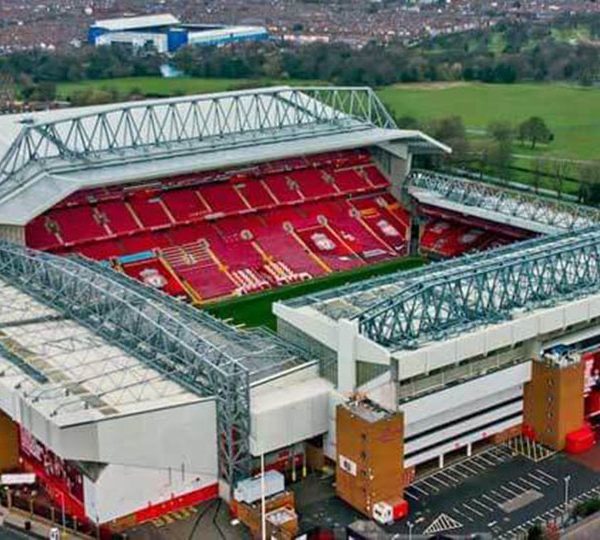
left=459, top=462, right=482, bottom=475
left=462, top=502, right=484, bottom=517
left=518, top=477, right=543, bottom=491
left=527, top=472, right=550, bottom=486
left=482, top=493, right=502, bottom=506
left=472, top=498, right=494, bottom=512
left=535, top=469, right=558, bottom=482
left=474, top=453, right=497, bottom=466
left=467, top=459, right=488, bottom=472
left=509, top=481, right=529, bottom=494
left=500, top=485, right=520, bottom=497
left=452, top=507, right=474, bottom=523
left=491, top=489, right=510, bottom=502
left=411, top=484, right=429, bottom=496
left=437, top=470, right=460, bottom=485
left=447, top=465, right=470, bottom=479
left=429, top=475, right=451, bottom=488
left=404, top=490, right=419, bottom=501
left=419, top=479, right=440, bottom=492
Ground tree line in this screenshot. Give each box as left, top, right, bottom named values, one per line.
left=407, top=113, right=600, bottom=205
left=0, top=14, right=598, bottom=102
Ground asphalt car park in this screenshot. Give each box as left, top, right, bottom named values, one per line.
left=386, top=445, right=600, bottom=538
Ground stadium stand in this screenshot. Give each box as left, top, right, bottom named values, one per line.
left=420, top=218, right=514, bottom=258
left=26, top=150, right=411, bottom=303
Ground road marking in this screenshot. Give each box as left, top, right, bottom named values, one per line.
left=423, top=513, right=463, bottom=535
left=509, top=481, right=529, bottom=493
left=528, top=473, right=550, bottom=486
left=404, top=490, right=419, bottom=501
left=462, top=503, right=484, bottom=517
left=536, top=469, right=558, bottom=482
left=411, top=484, right=430, bottom=495
left=472, top=498, right=494, bottom=512
left=518, top=477, right=543, bottom=491
left=452, top=507, right=474, bottom=523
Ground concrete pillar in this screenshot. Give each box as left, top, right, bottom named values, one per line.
left=337, top=319, right=358, bottom=393
left=438, top=453, right=444, bottom=469
left=467, top=443, right=472, bottom=457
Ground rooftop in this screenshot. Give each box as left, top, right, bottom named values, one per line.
left=283, top=225, right=600, bottom=350
left=0, top=242, right=310, bottom=426
left=0, top=86, right=448, bottom=226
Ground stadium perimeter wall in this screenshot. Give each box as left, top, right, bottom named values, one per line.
left=0, top=382, right=219, bottom=523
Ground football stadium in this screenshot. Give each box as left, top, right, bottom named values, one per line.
left=0, top=86, right=599, bottom=537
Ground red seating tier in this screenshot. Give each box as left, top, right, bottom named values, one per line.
left=24, top=150, right=424, bottom=303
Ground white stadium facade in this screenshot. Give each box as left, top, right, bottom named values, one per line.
left=0, top=87, right=598, bottom=535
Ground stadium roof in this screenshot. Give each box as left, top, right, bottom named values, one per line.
left=410, top=170, right=600, bottom=234
left=0, top=86, right=449, bottom=226
left=92, top=14, right=181, bottom=31
left=282, top=225, right=600, bottom=350
left=0, top=241, right=310, bottom=427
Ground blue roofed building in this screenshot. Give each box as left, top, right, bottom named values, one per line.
left=88, top=13, right=269, bottom=53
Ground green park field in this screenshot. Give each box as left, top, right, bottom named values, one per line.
left=378, top=82, right=600, bottom=161
left=56, top=77, right=318, bottom=100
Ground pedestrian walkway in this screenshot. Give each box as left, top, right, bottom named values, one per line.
left=0, top=504, right=91, bottom=539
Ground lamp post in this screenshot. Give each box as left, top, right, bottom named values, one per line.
left=407, top=520, right=414, bottom=540
left=260, top=453, right=266, bottom=540
left=564, top=475, right=571, bottom=513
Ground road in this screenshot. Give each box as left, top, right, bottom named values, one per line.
left=0, top=525, right=36, bottom=539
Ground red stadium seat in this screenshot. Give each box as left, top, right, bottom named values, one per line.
left=25, top=149, right=424, bottom=302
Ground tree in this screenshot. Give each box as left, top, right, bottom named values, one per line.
left=395, top=115, right=420, bottom=130
left=527, top=523, right=543, bottom=540
left=550, top=159, right=571, bottom=199
left=578, top=161, right=600, bottom=205
left=488, top=121, right=514, bottom=144
left=487, top=121, right=514, bottom=181
left=532, top=157, right=547, bottom=194
left=518, top=117, right=553, bottom=149
left=428, top=116, right=469, bottom=163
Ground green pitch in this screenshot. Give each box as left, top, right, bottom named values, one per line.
left=206, top=256, right=425, bottom=329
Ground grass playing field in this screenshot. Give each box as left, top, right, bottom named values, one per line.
left=206, top=256, right=425, bottom=329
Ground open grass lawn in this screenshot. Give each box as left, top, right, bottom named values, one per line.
left=378, top=82, right=600, bottom=161
left=56, top=77, right=321, bottom=100
left=206, top=256, right=426, bottom=329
